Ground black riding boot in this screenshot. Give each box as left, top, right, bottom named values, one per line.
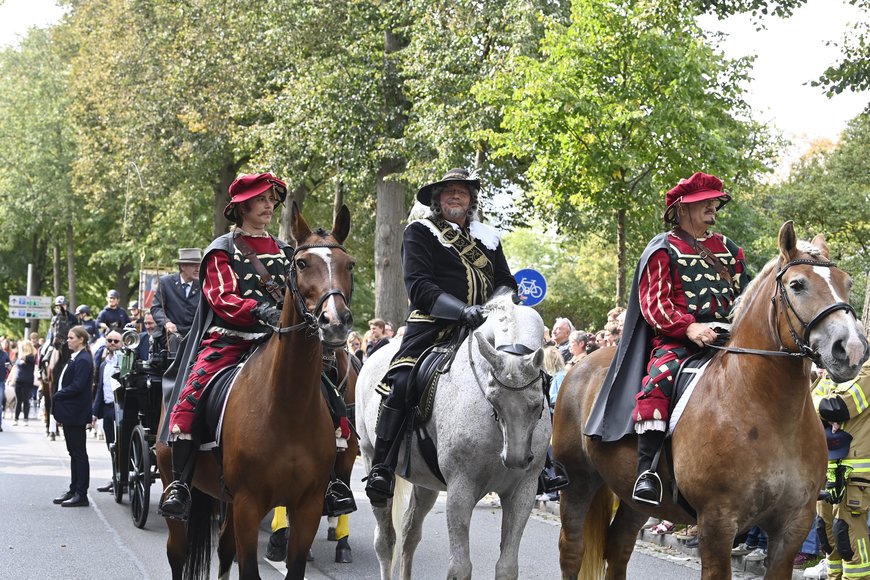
left=539, top=448, right=570, bottom=494
left=364, top=403, right=406, bottom=507
left=158, top=439, right=197, bottom=521
left=324, top=476, right=357, bottom=516
left=632, top=430, right=666, bottom=505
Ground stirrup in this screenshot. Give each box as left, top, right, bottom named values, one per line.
left=324, top=479, right=357, bottom=516
left=158, top=481, right=192, bottom=521
left=632, top=470, right=663, bottom=505
left=364, top=464, right=395, bottom=507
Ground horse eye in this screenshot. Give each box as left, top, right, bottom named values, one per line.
left=789, top=279, right=806, bottom=292
left=296, top=259, right=307, bottom=270
left=348, top=261, right=356, bottom=271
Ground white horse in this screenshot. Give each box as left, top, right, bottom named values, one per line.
left=358, top=294, right=549, bottom=580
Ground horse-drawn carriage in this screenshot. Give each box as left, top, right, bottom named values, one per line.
left=110, top=328, right=171, bottom=528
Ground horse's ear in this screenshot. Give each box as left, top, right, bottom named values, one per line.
left=474, top=330, right=499, bottom=368
left=531, top=347, right=544, bottom=369
left=778, top=221, right=798, bottom=261
left=811, top=233, right=830, bottom=259
left=332, top=205, right=351, bottom=245
left=290, top=201, right=312, bottom=244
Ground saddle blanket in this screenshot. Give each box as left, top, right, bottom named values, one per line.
left=668, top=359, right=710, bottom=434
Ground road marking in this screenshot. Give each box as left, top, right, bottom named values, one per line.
left=264, top=557, right=329, bottom=579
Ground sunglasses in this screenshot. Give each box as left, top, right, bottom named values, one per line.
left=106, top=339, right=121, bottom=344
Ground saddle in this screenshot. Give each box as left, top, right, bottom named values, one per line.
left=398, top=327, right=469, bottom=484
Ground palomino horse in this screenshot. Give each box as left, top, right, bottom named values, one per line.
left=358, top=293, right=550, bottom=580
left=553, top=221, right=870, bottom=579
left=156, top=203, right=355, bottom=580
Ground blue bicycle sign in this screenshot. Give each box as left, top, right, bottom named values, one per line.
left=513, top=269, right=547, bottom=306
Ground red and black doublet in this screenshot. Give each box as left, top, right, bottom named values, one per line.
left=586, top=230, right=748, bottom=442
left=377, top=216, right=516, bottom=401
left=166, top=232, right=291, bottom=436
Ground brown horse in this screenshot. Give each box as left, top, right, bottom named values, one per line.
left=156, top=202, right=355, bottom=580
left=553, top=221, right=870, bottom=580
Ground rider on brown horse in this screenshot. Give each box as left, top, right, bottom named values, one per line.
left=586, top=172, right=750, bottom=505
left=364, top=168, right=568, bottom=506
left=158, top=172, right=354, bottom=521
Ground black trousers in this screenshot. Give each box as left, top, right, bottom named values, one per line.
left=63, top=424, right=89, bottom=495
left=100, top=405, right=115, bottom=454
left=14, top=381, right=32, bottom=420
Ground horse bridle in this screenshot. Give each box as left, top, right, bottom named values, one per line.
left=710, top=258, right=855, bottom=363
left=468, top=336, right=546, bottom=422
left=270, top=242, right=354, bottom=336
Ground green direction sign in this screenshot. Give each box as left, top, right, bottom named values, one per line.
left=8, top=295, right=54, bottom=319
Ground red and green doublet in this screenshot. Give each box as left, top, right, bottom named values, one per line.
left=168, top=233, right=290, bottom=435
left=633, top=231, right=747, bottom=428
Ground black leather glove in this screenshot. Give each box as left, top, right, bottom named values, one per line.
left=252, top=303, right=281, bottom=327
left=459, top=305, right=485, bottom=328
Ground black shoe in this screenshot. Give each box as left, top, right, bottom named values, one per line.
left=364, top=464, right=395, bottom=508
left=61, top=493, right=89, bottom=507
left=53, top=490, right=75, bottom=505
left=158, top=481, right=191, bottom=521
left=325, top=479, right=357, bottom=516
left=265, top=529, right=287, bottom=562
left=540, top=467, right=570, bottom=493
left=97, top=482, right=113, bottom=493
left=632, top=471, right=662, bottom=506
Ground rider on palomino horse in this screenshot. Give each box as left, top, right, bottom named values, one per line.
left=364, top=167, right=568, bottom=506
left=158, top=172, right=354, bottom=521
left=585, top=172, right=750, bottom=506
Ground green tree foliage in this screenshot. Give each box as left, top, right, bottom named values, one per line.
left=815, top=0, right=870, bottom=95
left=476, top=0, right=777, bottom=305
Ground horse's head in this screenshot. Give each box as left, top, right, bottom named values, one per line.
left=774, top=221, right=869, bottom=382
left=288, top=202, right=355, bottom=348
left=472, top=296, right=546, bottom=470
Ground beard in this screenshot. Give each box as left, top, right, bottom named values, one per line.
left=442, top=205, right=467, bottom=221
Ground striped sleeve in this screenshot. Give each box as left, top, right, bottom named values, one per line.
left=201, top=251, right=257, bottom=326
left=839, top=376, right=870, bottom=418
left=638, top=249, right=695, bottom=339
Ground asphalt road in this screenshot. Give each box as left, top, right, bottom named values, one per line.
left=2, top=408, right=771, bottom=579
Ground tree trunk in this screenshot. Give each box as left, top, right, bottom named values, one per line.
left=66, top=223, right=76, bottom=309
left=212, top=163, right=237, bottom=237
left=616, top=208, right=626, bottom=307
left=279, top=183, right=311, bottom=244
left=863, top=271, right=870, bottom=331
left=53, top=243, right=61, bottom=297
left=374, top=161, right=407, bottom=327
left=116, top=260, right=133, bottom=306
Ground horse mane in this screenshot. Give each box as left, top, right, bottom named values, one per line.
left=730, top=239, right=823, bottom=325
left=481, top=291, right=543, bottom=351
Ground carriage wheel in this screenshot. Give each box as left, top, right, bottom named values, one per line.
left=112, top=421, right=124, bottom=503
left=129, top=425, right=151, bottom=529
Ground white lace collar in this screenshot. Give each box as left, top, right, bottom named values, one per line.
left=411, top=218, right=502, bottom=251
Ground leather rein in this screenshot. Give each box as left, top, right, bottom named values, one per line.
left=709, top=257, right=855, bottom=364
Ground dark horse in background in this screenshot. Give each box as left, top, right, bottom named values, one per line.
left=156, top=202, right=355, bottom=580
left=554, top=222, right=869, bottom=579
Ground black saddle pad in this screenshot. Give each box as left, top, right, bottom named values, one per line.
left=669, top=349, right=717, bottom=418
left=201, top=364, right=245, bottom=446
left=409, top=328, right=468, bottom=424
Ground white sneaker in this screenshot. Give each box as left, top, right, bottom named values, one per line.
left=803, top=559, right=827, bottom=579
left=744, top=547, right=768, bottom=562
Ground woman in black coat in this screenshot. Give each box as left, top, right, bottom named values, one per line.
left=51, top=326, right=94, bottom=507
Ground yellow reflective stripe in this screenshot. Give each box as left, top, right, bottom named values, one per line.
left=848, top=383, right=870, bottom=413
left=863, top=537, right=870, bottom=565
left=841, top=460, right=870, bottom=472
left=843, top=561, right=870, bottom=575
left=816, top=377, right=836, bottom=396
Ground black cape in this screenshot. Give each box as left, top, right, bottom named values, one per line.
left=159, top=232, right=291, bottom=443
left=584, top=233, right=670, bottom=442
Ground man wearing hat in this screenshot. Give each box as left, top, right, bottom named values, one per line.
left=364, top=168, right=528, bottom=505
left=813, top=361, right=870, bottom=579
left=96, top=290, right=132, bottom=335
left=158, top=172, right=354, bottom=521
left=151, top=248, right=203, bottom=339
left=48, top=296, right=78, bottom=349
left=584, top=172, right=750, bottom=506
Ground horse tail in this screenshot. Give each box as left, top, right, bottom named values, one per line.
left=182, top=488, right=215, bottom=580
left=578, top=486, right=613, bottom=580
left=389, top=475, right=413, bottom=574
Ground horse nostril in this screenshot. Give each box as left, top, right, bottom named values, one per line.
left=343, top=311, right=353, bottom=328
left=832, top=338, right=846, bottom=361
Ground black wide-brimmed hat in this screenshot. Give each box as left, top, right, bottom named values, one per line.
left=416, top=168, right=481, bottom=206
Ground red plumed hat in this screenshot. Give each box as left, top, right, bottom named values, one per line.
left=664, top=172, right=730, bottom=224
left=223, top=173, right=287, bottom=220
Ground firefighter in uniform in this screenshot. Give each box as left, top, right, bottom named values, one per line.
left=158, top=172, right=353, bottom=520
left=814, top=360, right=870, bottom=579
left=363, top=168, right=567, bottom=507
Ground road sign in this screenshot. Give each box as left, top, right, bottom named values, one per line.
left=514, top=269, right=547, bottom=307
left=8, top=295, right=54, bottom=319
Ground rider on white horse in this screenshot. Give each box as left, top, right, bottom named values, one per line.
left=364, top=168, right=568, bottom=506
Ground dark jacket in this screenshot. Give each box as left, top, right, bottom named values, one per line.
left=96, top=307, right=131, bottom=334
left=15, top=354, right=36, bottom=384
left=151, top=272, right=200, bottom=337
left=53, top=349, right=95, bottom=426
